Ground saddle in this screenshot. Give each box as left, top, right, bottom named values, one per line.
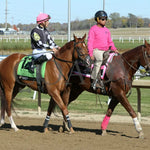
left=100, top=50, right=118, bottom=79
left=73, top=51, right=118, bottom=79
left=17, top=56, right=47, bottom=92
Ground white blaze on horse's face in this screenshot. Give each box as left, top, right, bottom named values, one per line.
left=83, top=43, right=86, bottom=47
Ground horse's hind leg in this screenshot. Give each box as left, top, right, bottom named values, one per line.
left=0, top=87, right=6, bottom=126
left=4, top=87, right=19, bottom=131
left=101, top=97, right=119, bottom=136
left=43, top=98, right=56, bottom=132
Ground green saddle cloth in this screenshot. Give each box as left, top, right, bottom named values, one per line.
left=17, top=56, right=47, bottom=78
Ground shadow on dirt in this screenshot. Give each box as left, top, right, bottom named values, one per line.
left=0, top=123, right=138, bottom=138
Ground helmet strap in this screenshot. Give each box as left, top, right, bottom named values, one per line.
left=97, top=17, right=100, bottom=22
left=39, top=23, right=45, bottom=28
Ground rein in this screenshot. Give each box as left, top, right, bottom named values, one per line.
left=121, top=54, right=138, bottom=71
left=53, top=41, right=87, bottom=63
left=53, top=54, right=73, bottom=63
left=53, top=40, right=88, bottom=81
left=121, top=46, right=150, bottom=71
left=142, top=46, right=150, bottom=69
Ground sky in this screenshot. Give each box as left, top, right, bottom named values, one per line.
left=0, top=0, right=150, bottom=25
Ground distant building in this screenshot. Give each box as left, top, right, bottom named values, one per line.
left=0, top=28, right=17, bottom=35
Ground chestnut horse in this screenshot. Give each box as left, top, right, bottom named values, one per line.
left=0, top=34, right=88, bottom=132
left=44, top=41, right=150, bottom=138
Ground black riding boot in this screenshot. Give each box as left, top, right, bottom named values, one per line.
left=29, top=55, right=48, bottom=73
left=34, top=55, right=48, bottom=64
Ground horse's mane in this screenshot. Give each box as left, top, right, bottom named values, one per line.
left=56, top=40, right=74, bottom=55
left=122, top=45, right=144, bottom=58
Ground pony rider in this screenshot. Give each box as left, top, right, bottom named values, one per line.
left=88, top=10, right=118, bottom=90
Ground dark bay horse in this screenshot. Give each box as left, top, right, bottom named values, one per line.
left=44, top=41, right=150, bottom=138
left=0, top=34, right=88, bottom=132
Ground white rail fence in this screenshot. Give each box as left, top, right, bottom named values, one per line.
left=0, top=35, right=150, bottom=44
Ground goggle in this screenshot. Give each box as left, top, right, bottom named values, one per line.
left=96, top=17, right=107, bottom=22
left=100, top=17, right=107, bottom=21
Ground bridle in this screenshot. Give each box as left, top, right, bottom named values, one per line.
left=52, top=40, right=89, bottom=81
left=121, top=46, right=150, bottom=71
left=73, top=40, right=89, bottom=62
left=142, top=46, right=150, bottom=70
left=53, top=40, right=88, bottom=64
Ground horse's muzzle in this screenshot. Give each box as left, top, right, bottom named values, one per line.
left=84, top=55, right=91, bottom=67
left=145, top=64, right=150, bottom=72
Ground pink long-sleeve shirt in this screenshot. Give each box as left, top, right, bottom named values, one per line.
left=88, top=25, right=117, bottom=57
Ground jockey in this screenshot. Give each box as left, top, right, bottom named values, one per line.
left=30, top=13, right=60, bottom=72
left=88, top=10, right=118, bottom=90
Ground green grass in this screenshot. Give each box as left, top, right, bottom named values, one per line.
left=0, top=33, right=149, bottom=117
left=13, top=86, right=150, bottom=117
left=0, top=39, right=146, bottom=52
left=0, top=39, right=31, bottom=51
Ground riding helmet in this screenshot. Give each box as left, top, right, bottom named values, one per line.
left=94, top=10, right=108, bottom=21
left=36, top=13, right=51, bottom=24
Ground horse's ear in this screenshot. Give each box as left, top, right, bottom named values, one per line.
left=82, top=34, right=86, bottom=41
left=73, top=34, right=78, bottom=42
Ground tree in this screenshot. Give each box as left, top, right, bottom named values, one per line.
left=109, top=12, right=122, bottom=28
left=121, top=17, right=128, bottom=28
left=128, top=13, right=138, bottom=27
left=137, top=18, right=144, bottom=27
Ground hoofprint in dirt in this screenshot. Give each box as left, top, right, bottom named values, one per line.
left=0, top=116, right=150, bottom=150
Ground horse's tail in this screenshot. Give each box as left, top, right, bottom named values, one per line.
left=0, top=80, right=4, bottom=100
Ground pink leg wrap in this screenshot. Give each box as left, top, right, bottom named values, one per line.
left=101, top=115, right=110, bottom=130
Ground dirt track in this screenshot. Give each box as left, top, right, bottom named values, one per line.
left=0, top=111, right=150, bottom=150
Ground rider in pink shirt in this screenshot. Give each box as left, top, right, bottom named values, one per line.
left=88, top=10, right=118, bottom=90
left=88, top=25, right=117, bottom=57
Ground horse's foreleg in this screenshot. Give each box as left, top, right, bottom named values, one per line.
left=43, top=98, right=56, bottom=132
left=118, top=94, right=144, bottom=138
left=111, top=89, right=144, bottom=138
left=52, top=91, right=74, bottom=133
left=60, top=87, right=74, bottom=132
left=101, top=97, right=119, bottom=135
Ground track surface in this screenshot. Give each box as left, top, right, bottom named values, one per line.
left=0, top=114, right=150, bottom=150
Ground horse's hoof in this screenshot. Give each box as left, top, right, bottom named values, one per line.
left=14, top=128, right=19, bottom=132
left=139, top=131, right=144, bottom=139
left=69, top=127, right=75, bottom=134
left=44, top=127, right=49, bottom=133
left=101, top=130, right=107, bottom=136
left=59, top=126, right=64, bottom=133
left=63, top=121, right=70, bottom=132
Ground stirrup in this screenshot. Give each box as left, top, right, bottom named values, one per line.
left=25, top=61, right=35, bottom=73
left=92, top=79, right=102, bottom=90
left=29, top=65, right=35, bottom=73
left=92, top=79, right=105, bottom=91
left=93, top=83, right=103, bottom=90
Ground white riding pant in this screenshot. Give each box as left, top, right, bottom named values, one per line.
left=91, top=48, right=105, bottom=80
left=32, top=49, right=53, bottom=60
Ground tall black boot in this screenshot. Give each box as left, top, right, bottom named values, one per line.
left=29, top=55, right=48, bottom=73
left=34, top=55, right=48, bottom=64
